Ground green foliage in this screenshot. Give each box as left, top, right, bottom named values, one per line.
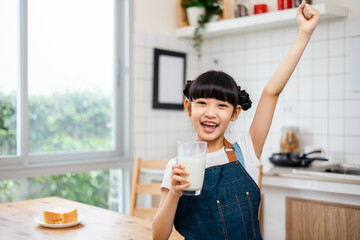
left=0, top=92, right=113, bottom=208
left=0, top=93, right=16, bottom=155
left=26, top=171, right=110, bottom=209
left=182, top=0, right=221, bottom=9
left=0, top=91, right=112, bottom=154
left=28, top=91, right=112, bottom=153
left=181, top=0, right=206, bottom=8
left=0, top=180, right=19, bottom=202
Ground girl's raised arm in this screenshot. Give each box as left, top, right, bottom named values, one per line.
left=249, top=1, right=320, bottom=158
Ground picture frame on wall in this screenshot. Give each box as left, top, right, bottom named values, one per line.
left=153, top=48, right=187, bottom=110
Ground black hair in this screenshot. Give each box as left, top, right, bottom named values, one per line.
left=183, top=70, right=252, bottom=111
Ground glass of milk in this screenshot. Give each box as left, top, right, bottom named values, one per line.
left=177, top=141, right=207, bottom=196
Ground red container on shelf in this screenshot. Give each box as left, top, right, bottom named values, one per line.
left=254, top=4, right=268, bottom=14
left=278, top=0, right=292, bottom=10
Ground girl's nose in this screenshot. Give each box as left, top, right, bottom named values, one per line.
left=204, top=107, right=216, bottom=118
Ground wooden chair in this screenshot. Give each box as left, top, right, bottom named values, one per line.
left=258, top=165, right=264, bottom=236
left=130, top=157, right=184, bottom=240
left=129, top=157, right=168, bottom=219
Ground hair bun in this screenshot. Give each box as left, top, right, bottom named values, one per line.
left=183, top=80, right=193, bottom=98
left=238, top=89, right=252, bottom=111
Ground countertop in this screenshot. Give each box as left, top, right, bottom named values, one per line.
left=262, top=165, right=360, bottom=196
left=263, top=166, right=360, bottom=184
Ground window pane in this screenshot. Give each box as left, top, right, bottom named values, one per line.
left=28, top=0, right=115, bottom=153
left=0, top=169, right=121, bottom=212
left=0, top=0, right=20, bottom=156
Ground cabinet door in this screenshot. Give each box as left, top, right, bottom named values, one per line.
left=286, top=197, right=360, bottom=240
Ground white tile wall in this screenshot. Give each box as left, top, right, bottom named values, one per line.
left=132, top=18, right=360, bottom=165
left=132, top=33, right=200, bottom=159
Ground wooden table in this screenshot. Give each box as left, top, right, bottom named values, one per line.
left=0, top=197, right=183, bottom=240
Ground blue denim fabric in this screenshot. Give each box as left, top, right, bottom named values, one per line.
left=234, top=142, right=245, bottom=169
left=174, top=144, right=262, bottom=240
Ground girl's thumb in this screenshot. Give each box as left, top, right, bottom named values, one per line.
left=296, top=0, right=306, bottom=17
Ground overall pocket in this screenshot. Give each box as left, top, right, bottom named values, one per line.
left=216, top=192, right=257, bottom=240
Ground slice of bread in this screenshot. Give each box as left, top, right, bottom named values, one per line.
left=43, top=207, right=78, bottom=224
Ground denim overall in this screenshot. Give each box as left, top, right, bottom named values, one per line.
left=174, top=139, right=262, bottom=240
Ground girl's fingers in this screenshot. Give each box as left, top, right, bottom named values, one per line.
left=172, top=174, right=189, bottom=184
left=173, top=183, right=191, bottom=191
left=296, top=0, right=307, bottom=17
left=171, top=164, right=191, bottom=193
left=303, top=4, right=320, bottom=20
left=172, top=164, right=189, bottom=176
left=172, top=164, right=182, bottom=170
left=303, top=5, right=312, bottom=20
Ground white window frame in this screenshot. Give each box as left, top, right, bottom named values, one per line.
left=0, top=0, right=130, bottom=180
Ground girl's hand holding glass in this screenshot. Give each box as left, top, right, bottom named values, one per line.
left=170, top=164, right=190, bottom=197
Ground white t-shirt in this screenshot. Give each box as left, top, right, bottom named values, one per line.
left=161, top=131, right=262, bottom=190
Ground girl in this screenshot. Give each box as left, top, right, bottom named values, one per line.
left=153, top=1, right=320, bottom=239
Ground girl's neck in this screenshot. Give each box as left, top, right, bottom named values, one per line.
left=202, top=137, right=225, bottom=153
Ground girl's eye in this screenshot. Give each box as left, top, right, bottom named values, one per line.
left=219, top=104, right=228, bottom=108
left=197, top=101, right=206, bottom=105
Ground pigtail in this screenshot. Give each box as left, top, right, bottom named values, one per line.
left=183, top=80, right=193, bottom=99
left=237, top=86, right=252, bottom=111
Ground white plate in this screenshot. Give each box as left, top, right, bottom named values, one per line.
left=35, top=215, right=85, bottom=228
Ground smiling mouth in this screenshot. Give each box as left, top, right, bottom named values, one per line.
left=201, top=122, right=218, bottom=133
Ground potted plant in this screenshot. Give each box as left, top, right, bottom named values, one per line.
left=182, top=0, right=206, bottom=26
left=182, top=0, right=222, bottom=58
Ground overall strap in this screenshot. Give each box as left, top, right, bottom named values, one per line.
left=233, top=142, right=246, bottom=168
left=224, top=138, right=246, bottom=167
left=223, top=138, right=237, bottom=163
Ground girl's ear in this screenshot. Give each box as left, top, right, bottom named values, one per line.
left=184, top=99, right=191, bottom=116
left=231, top=105, right=242, bottom=121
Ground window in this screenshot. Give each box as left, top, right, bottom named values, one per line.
left=0, top=0, right=129, bottom=179
left=0, top=169, right=121, bottom=211
left=28, top=0, right=115, bottom=154
left=0, top=0, right=20, bottom=157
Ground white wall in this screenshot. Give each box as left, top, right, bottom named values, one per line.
left=131, top=32, right=200, bottom=159
left=134, top=0, right=178, bottom=36
left=132, top=0, right=201, bottom=160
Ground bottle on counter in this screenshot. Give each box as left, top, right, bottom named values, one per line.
left=280, top=127, right=300, bottom=153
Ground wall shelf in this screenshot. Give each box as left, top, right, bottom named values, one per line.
left=175, top=4, right=348, bottom=39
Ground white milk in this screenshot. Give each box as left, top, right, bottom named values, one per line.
left=178, top=157, right=206, bottom=191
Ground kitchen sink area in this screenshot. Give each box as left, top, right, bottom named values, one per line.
left=298, top=163, right=360, bottom=175
left=291, top=163, right=360, bottom=182
left=309, top=164, right=360, bottom=175
left=263, top=161, right=360, bottom=185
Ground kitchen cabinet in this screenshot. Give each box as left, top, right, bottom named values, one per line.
left=286, top=197, right=360, bottom=240
left=261, top=167, right=360, bottom=239
left=175, top=4, right=348, bottom=39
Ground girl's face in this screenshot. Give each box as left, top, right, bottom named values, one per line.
left=185, top=98, right=241, bottom=149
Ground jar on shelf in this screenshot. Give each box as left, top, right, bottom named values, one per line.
left=278, top=0, right=292, bottom=10
left=280, top=127, right=300, bottom=153
left=235, top=0, right=250, bottom=17
left=295, top=0, right=312, bottom=7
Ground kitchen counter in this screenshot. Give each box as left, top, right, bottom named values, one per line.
left=264, top=166, right=360, bottom=184
left=262, top=166, right=360, bottom=196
